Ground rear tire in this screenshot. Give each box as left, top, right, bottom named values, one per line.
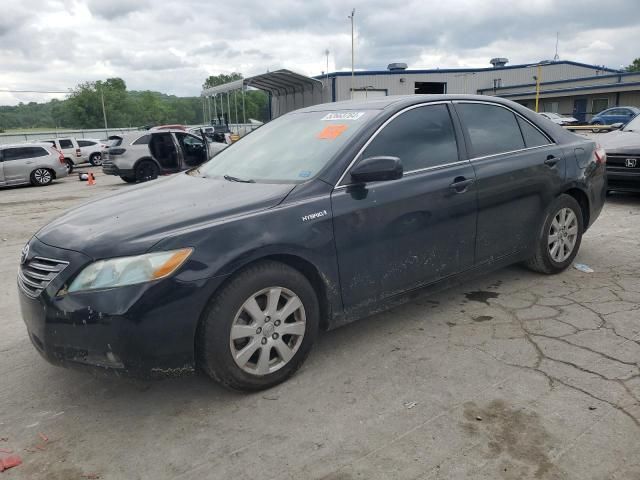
left=135, top=160, right=159, bottom=183
left=525, top=194, right=583, bottom=274
left=89, top=152, right=102, bottom=166
left=591, top=121, right=603, bottom=133
left=120, top=175, right=136, bottom=183
left=65, top=159, right=74, bottom=174
left=197, top=260, right=319, bottom=391
left=30, top=168, right=53, bottom=186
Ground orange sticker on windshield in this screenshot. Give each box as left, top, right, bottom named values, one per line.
left=317, top=124, right=348, bottom=140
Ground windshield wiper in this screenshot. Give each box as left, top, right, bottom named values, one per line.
left=224, top=174, right=255, bottom=183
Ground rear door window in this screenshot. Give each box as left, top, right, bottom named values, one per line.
left=456, top=103, right=525, bottom=157
left=362, top=104, right=459, bottom=172
left=516, top=117, right=551, bottom=148
left=59, top=139, right=73, bottom=149
left=77, top=140, right=96, bottom=147
left=1, top=147, right=44, bottom=161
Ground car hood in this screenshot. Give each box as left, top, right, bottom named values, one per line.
left=597, top=130, right=640, bottom=154
left=35, top=173, right=295, bottom=259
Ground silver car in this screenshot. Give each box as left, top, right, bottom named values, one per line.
left=102, top=129, right=227, bottom=183
left=0, top=143, right=69, bottom=187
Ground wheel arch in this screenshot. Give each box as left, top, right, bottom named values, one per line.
left=197, top=251, right=335, bottom=335
left=563, top=187, right=590, bottom=229
left=133, top=156, right=160, bottom=171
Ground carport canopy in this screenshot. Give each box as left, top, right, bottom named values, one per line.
left=201, top=69, right=324, bottom=119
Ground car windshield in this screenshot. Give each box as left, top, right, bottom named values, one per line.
left=195, top=110, right=376, bottom=183
left=623, top=115, right=640, bottom=132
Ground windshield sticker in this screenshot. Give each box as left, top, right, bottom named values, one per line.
left=321, top=112, right=365, bottom=121
left=317, top=124, right=348, bottom=140
left=298, top=170, right=312, bottom=178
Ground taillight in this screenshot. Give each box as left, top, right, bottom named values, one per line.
left=59, top=154, right=65, bottom=164
left=75, top=148, right=82, bottom=157
left=594, top=144, right=606, bottom=165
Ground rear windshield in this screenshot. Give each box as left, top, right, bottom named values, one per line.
left=196, top=110, right=376, bottom=183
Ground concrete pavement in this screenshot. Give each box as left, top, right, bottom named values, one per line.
left=1, top=169, right=639, bottom=479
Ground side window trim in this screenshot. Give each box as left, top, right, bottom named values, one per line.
left=452, top=100, right=555, bottom=161
left=335, top=101, right=459, bottom=188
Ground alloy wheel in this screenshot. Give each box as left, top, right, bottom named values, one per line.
left=548, top=207, right=578, bottom=263
left=229, top=286, right=306, bottom=376
left=33, top=168, right=51, bottom=185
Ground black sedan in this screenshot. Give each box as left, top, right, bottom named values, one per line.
left=18, top=95, right=606, bottom=391
left=597, top=114, right=640, bottom=193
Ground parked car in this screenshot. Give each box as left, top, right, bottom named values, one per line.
left=598, top=113, right=640, bottom=192
left=102, top=129, right=227, bottom=183
left=589, top=106, right=640, bottom=130
left=78, top=138, right=108, bottom=166
left=18, top=95, right=606, bottom=391
left=0, top=143, right=68, bottom=187
left=150, top=124, right=187, bottom=131
left=38, top=137, right=82, bottom=173
left=538, top=112, right=578, bottom=125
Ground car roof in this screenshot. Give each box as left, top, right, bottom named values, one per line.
left=1, top=142, right=54, bottom=149
left=294, top=94, right=538, bottom=114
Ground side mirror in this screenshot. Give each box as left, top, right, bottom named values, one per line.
left=610, top=122, right=623, bottom=130
left=350, top=156, right=403, bottom=183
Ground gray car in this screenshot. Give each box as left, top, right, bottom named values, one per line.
left=0, top=143, right=69, bottom=187
left=102, top=129, right=227, bottom=183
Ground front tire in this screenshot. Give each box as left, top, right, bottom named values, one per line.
left=197, top=260, right=319, bottom=391
left=525, top=194, right=583, bottom=274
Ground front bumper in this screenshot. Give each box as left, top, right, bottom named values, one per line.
left=606, top=168, right=640, bottom=192
left=18, top=237, right=225, bottom=377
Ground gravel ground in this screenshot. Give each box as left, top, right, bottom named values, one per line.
left=1, top=168, right=639, bottom=479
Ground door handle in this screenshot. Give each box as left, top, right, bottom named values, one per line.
left=449, top=176, right=474, bottom=193
left=544, top=155, right=559, bottom=167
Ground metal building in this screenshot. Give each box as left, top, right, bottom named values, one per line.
left=202, top=60, right=638, bottom=123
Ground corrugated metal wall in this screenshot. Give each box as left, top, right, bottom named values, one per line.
left=330, top=63, right=604, bottom=100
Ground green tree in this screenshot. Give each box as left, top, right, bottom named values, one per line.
left=202, top=73, right=243, bottom=89
left=626, top=58, right=640, bottom=72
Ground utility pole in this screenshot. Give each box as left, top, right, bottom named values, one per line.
left=535, top=64, right=542, bottom=112
left=100, top=88, right=108, bottom=135
left=325, top=49, right=330, bottom=102
left=348, top=8, right=355, bottom=99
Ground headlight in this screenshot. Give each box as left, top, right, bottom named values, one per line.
left=68, top=248, right=193, bottom=293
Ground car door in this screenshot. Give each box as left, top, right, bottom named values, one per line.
left=331, top=103, right=478, bottom=309
left=175, top=133, right=208, bottom=168
left=1, top=147, right=32, bottom=184
left=453, top=101, right=565, bottom=264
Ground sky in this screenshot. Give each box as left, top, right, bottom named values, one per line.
left=1, top=0, right=639, bottom=105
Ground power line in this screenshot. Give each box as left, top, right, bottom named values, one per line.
left=0, top=89, right=69, bottom=93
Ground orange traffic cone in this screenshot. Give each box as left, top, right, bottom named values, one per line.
left=87, top=172, right=96, bottom=186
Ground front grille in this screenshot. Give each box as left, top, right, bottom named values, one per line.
left=18, top=256, right=69, bottom=298
left=606, top=154, right=640, bottom=169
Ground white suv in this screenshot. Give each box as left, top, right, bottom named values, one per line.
left=39, top=138, right=82, bottom=173
left=77, top=138, right=107, bottom=166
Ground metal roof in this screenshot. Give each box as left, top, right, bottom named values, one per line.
left=201, top=69, right=323, bottom=96
left=314, top=60, right=620, bottom=78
